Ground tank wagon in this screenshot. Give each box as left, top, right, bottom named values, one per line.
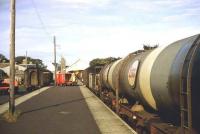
left=83, top=34, right=200, bottom=134
left=83, top=66, right=103, bottom=94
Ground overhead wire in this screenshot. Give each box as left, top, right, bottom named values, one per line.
left=28, top=0, right=58, bottom=68
left=28, top=0, right=81, bottom=66
left=30, top=0, right=52, bottom=39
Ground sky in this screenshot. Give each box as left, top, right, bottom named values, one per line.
left=0, top=0, right=200, bottom=71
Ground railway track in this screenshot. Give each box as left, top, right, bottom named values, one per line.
left=0, top=89, right=33, bottom=105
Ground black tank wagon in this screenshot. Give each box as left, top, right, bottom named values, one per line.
left=83, top=34, right=200, bottom=134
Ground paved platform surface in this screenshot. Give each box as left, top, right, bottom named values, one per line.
left=0, top=86, right=136, bottom=134
left=80, top=86, right=136, bottom=134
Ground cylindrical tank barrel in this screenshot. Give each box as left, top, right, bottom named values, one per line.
left=149, top=34, right=200, bottom=126
left=107, top=59, right=122, bottom=91
left=100, top=64, right=112, bottom=89
left=119, top=51, right=152, bottom=107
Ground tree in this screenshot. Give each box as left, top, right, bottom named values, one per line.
left=89, top=57, right=121, bottom=67
left=0, top=53, right=9, bottom=63
left=15, top=56, right=46, bottom=68
left=143, top=44, right=159, bottom=50
left=32, top=59, right=46, bottom=68
left=15, top=56, right=30, bottom=64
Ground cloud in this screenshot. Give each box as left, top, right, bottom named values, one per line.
left=162, top=13, right=193, bottom=22
left=119, top=0, right=189, bottom=13
left=53, top=0, right=111, bottom=5
left=153, top=0, right=190, bottom=7
left=50, top=0, right=112, bottom=10
left=122, top=1, right=157, bottom=12
left=185, top=7, right=200, bottom=15
left=1, top=0, right=200, bottom=71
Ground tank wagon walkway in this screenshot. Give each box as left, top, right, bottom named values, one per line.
left=0, top=86, right=136, bottom=134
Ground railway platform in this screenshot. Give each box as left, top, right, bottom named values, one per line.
left=0, top=86, right=136, bottom=134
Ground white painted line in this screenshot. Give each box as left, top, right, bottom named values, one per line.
left=80, top=86, right=137, bottom=134
left=0, top=86, right=52, bottom=114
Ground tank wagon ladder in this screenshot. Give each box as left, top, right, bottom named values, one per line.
left=180, top=37, right=200, bottom=134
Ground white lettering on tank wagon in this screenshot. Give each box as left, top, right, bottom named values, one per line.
left=128, top=60, right=139, bottom=88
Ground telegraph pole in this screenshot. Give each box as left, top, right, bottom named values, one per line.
left=9, top=0, right=16, bottom=114
left=26, top=51, right=28, bottom=69
left=54, top=36, right=57, bottom=86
